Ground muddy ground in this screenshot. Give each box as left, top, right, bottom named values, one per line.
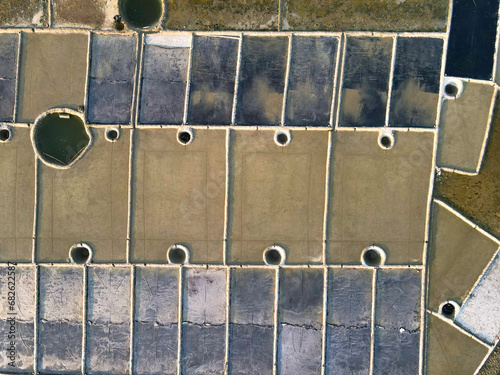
left=282, top=0, right=448, bottom=31
left=164, top=0, right=448, bottom=31
left=0, top=0, right=47, bottom=26
left=0, top=0, right=449, bottom=31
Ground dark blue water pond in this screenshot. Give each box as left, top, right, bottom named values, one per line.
left=446, top=0, right=499, bottom=80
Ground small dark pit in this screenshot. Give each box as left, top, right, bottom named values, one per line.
left=363, top=249, right=382, bottom=267
left=106, top=129, right=119, bottom=141
left=276, top=133, right=288, bottom=145
left=441, top=303, right=455, bottom=317
left=445, top=83, right=458, bottom=97
left=380, top=136, right=392, bottom=148
left=168, top=247, right=187, bottom=264
left=178, top=131, right=191, bottom=144
left=0, top=129, right=10, bottom=141
left=70, top=246, right=90, bottom=264
left=265, top=248, right=282, bottom=265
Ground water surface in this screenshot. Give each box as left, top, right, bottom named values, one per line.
left=120, top=0, right=162, bottom=28
left=34, top=113, right=90, bottom=167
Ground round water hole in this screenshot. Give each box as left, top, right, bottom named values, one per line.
left=275, top=130, right=291, bottom=147
left=363, top=249, right=381, bottom=266
left=440, top=300, right=460, bottom=319
left=445, top=83, right=458, bottom=97
left=167, top=245, right=189, bottom=264
left=69, top=243, right=93, bottom=264
left=441, top=303, right=455, bottom=316
left=32, top=110, right=91, bottom=168
left=178, top=132, right=191, bottom=144
left=361, top=246, right=386, bottom=267
left=380, top=136, right=391, bottom=148
left=105, top=128, right=120, bottom=142
left=443, top=78, right=463, bottom=100
left=264, top=246, right=286, bottom=266
left=277, top=133, right=288, bottom=145
left=378, top=132, right=394, bottom=150
left=177, top=128, right=193, bottom=145
left=0, top=127, right=11, bottom=142
left=120, top=0, right=163, bottom=29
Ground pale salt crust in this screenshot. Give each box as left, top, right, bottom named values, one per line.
left=455, top=250, right=500, bottom=345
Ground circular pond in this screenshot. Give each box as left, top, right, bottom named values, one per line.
left=167, top=244, right=190, bottom=264
left=33, top=110, right=91, bottom=168
left=120, top=0, right=163, bottom=29
left=263, top=246, right=286, bottom=266
left=69, top=243, right=93, bottom=264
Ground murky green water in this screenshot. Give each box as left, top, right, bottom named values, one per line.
left=120, top=0, right=162, bottom=28
left=34, top=113, right=90, bottom=167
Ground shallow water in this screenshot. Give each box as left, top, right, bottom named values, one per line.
left=34, top=113, right=90, bottom=166
left=120, top=0, right=162, bottom=28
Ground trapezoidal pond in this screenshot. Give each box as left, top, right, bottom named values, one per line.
left=32, top=110, right=91, bottom=168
